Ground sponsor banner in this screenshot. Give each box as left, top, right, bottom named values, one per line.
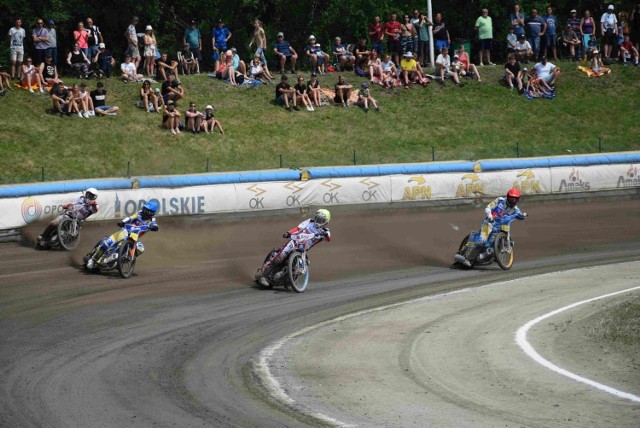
left=549, top=164, right=638, bottom=193
left=296, top=177, right=393, bottom=206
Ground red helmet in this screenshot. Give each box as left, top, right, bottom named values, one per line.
left=506, top=188, right=521, bottom=207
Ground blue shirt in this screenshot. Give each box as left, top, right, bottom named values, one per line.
left=212, top=27, right=230, bottom=49
left=510, top=12, right=525, bottom=35
left=525, top=16, right=545, bottom=37
left=543, top=15, right=557, bottom=36
left=273, top=40, right=292, bottom=56
left=184, top=27, right=201, bottom=49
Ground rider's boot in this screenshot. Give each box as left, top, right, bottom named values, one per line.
left=464, top=246, right=482, bottom=266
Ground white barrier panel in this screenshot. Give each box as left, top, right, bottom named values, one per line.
left=550, top=164, right=639, bottom=193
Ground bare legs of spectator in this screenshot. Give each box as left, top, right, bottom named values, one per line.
left=145, top=55, right=155, bottom=77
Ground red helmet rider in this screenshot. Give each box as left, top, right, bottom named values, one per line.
left=506, top=188, right=521, bottom=208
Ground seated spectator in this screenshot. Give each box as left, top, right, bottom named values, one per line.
left=305, top=35, right=321, bottom=73
left=50, top=82, right=71, bottom=116
left=619, top=34, right=639, bottom=65
left=354, top=36, right=371, bottom=66
left=249, top=55, right=271, bottom=83
left=586, top=34, right=598, bottom=59
left=275, top=74, right=298, bottom=111
left=312, top=43, right=328, bottom=74
left=162, top=100, right=182, bottom=134
left=0, top=65, right=11, bottom=94
left=525, top=68, right=554, bottom=98
left=215, top=50, right=238, bottom=85
left=588, top=49, right=611, bottom=75
left=306, top=72, right=322, bottom=108
left=333, top=37, right=355, bottom=70
left=355, top=53, right=369, bottom=78
left=67, top=44, right=90, bottom=79
left=161, top=73, right=184, bottom=104
left=154, top=87, right=164, bottom=109
left=435, top=47, right=464, bottom=86
left=90, top=81, right=119, bottom=116
left=561, top=24, right=581, bottom=60
left=78, top=82, right=95, bottom=116
left=507, top=27, right=518, bottom=53
left=185, top=101, right=205, bottom=134
left=21, top=57, right=45, bottom=92
left=273, top=32, right=298, bottom=74
left=455, top=44, right=481, bottom=81
left=93, top=43, right=114, bottom=78
left=156, top=52, right=180, bottom=82
left=357, top=82, right=379, bottom=112
left=514, top=34, right=533, bottom=63
left=230, top=48, right=247, bottom=76
left=334, top=74, right=353, bottom=108
left=504, top=53, right=524, bottom=92
left=201, top=105, right=224, bottom=134
left=294, top=75, right=314, bottom=111
left=121, top=55, right=143, bottom=82
left=368, top=50, right=383, bottom=82
left=69, top=83, right=89, bottom=117
left=400, top=51, right=429, bottom=88
left=139, top=80, right=159, bottom=112
left=380, top=54, right=401, bottom=87
left=533, top=56, right=560, bottom=85
left=181, top=44, right=197, bottom=75
left=39, top=54, right=62, bottom=87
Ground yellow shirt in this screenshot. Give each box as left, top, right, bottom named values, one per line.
left=400, top=58, right=416, bottom=71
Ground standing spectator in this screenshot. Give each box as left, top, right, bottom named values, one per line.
left=183, top=19, right=202, bottom=65
left=384, top=13, right=402, bottom=65
left=46, top=20, right=58, bottom=66
left=580, top=10, right=597, bottom=59
left=504, top=53, right=523, bottom=92
left=632, top=5, right=640, bottom=52
left=411, top=10, right=421, bottom=57
left=50, top=82, right=71, bottom=116
left=32, top=18, right=49, bottom=65
left=73, top=22, right=89, bottom=59
left=275, top=74, right=297, bottom=111
left=514, top=34, right=533, bottom=63
left=93, top=43, right=114, bottom=78
left=294, top=76, right=314, bottom=111
left=181, top=44, right=197, bottom=75
left=567, top=9, right=582, bottom=60
left=475, top=8, right=495, bottom=66
left=212, top=19, right=232, bottom=72
left=67, top=44, right=90, bottom=79
left=249, top=19, right=273, bottom=79
left=20, top=57, right=45, bottom=92
left=601, top=5, right=618, bottom=59
left=416, top=12, right=433, bottom=67
left=510, top=4, right=526, bottom=38
left=85, top=17, right=103, bottom=61
left=369, top=16, right=384, bottom=56
left=162, top=100, right=181, bottom=134
left=161, top=73, right=184, bottom=104
left=435, top=47, right=463, bottom=86
left=542, top=6, right=558, bottom=60
left=533, top=56, right=560, bottom=86
left=432, top=13, right=451, bottom=55
left=8, top=18, right=26, bottom=79
left=273, top=32, right=298, bottom=74
left=120, top=54, right=143, bottom=82
left=334, top=74, right=353, bottom=108
left=561, top=24, right=581, bottom=60
left=143, top=25, right=157, bottom=77
left=91, top=81, right=119, bottom=116
left=618, top=12, right=629, bottom=47
left=357, top=82, right=379, bottom=112
left=400, top=14, right=416, bottom=55
left=456, top=44, right=481, bottom=81
left=125, top=16, right=141, bottom=72
left=201, top=105, right=224, bottom=134
left=156, top=52, right=179, bottom=81
left=185, top=101, right=205, bottom=133
left=39, top=54, right=62, bottom=86
left=306, top=73, right=322, bottom=108
left=525, top=9, right=546, bottom=60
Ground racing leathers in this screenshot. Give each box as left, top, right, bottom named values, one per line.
left=38, top=195, right=98, bottom=245
left=480, top=196, right=523, bottom=243
left=89, top=211, right=158, bottom=263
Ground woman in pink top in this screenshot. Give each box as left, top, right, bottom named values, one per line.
left=74, top=22, right=89, bottom=59
left=456, top=44, right=481, bottom=81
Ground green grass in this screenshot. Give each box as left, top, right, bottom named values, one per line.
left=1, top=60, right=639, bottom=185
left=588, top=296, right=640, bottom=346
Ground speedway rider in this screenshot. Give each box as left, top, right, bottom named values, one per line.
left=461, top=188, right=525, bottom=267
left=85, top=200, right=159, bottom=268
left=37, top=187, right=99, bottom=248
left=256, top=208, right=331, bottom=286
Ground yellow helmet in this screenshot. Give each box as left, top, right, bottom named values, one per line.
left=314, top=209, right=330, bottom=227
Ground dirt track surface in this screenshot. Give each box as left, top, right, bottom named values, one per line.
left=1, top=198, right=639, bottom=426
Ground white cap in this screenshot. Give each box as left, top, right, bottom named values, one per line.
left=308, top=35, right=316, bottom=40
left=608, top=4, right=614, bottom=10
left=570, top=9, right=577, bottom=13
left=99, top=42, right=105, bottom=48
left=206, top=105, right=213, bottom=110
left=146, top=25, right=153, bottom=31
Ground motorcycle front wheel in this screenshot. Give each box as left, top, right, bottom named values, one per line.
left=117, top=241, right=137, bottom=278
left=57, top=217, right=80, bottom=251
left=494, top=232, right=514, bottom=270
left=287, top=253, right=309, bottom=293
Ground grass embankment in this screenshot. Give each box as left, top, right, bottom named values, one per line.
left=0, top=60, right=638, bottom=185
left=588, top=295, right=640, bottom=347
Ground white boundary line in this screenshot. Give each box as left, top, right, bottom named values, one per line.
left=515, top=285, right=640, bottom=403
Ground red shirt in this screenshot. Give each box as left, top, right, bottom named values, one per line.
left=620, top=41, right=633, bottom=52
left=369, top=23, right=383, bottom=41
left=384, top=21, right=401, bottom=41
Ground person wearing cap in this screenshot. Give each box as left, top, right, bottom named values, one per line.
left=39, top=53, right=62, bottom=86
left=32, top=17, right=49, bottom=66
left=183, top=19, right=202, bottom=63
left=93, top=42, right=115, bottom=78
left=85, top=17, right=103, bottom=61
left=46, top=19, right=58, bottom=66
left=561, top=23, right=581, bottom=60
left=181, top=43, right=197, bottom=75
left=305, top=35, right=321, bottom=73
left=514, top=33, right=533, bottom=63
left=156, top=51, right=180, bottom=81
left=601, top=5, right=618, bottom=58
left=162, top=99, right=182, bottom=134
left=541, top=6, right=558, bottom=60
left=525, top=9, right=546, bottom=60
left=249, top=19, right=273, bottom=80
left=435, top=47, right=463, bottom=86
left=275, top=74, right=298, bottom=111
left=357, top=81, right=379, bottom=112
left=125, top=16, right=141, bottom=71
left=273, top=32, right=298, bottom=74
left=120, top=54, right=143, bottom=82
left=567, top=9, right=582, bottom=60
left=401, top=51, right=429, bottom=87
left=143, top=25, right=157, bottom=77
left=91, top=81, right=119, bottom=116
left=332, top=36, right=355, bottom=71
left=212, top=19, right=232, bottom=72
left=201, top=105, right=224, bottom=134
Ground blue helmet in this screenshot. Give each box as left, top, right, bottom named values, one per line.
left=142, top=200, right=159, bottom=219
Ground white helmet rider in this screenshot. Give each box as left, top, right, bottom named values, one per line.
left=85, top=187, right=98, bottom=201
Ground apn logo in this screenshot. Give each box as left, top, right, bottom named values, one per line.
left=403, top=176, right=431, bottom=200
left=617, top=165, right=640, bottom=188
left=21, top=197, right=43, bottom=223
left=513, top=170, right=543, bottom=193
left=455, top=173, right=485, bottom=197
left=558, top=168, right=590, bottom=192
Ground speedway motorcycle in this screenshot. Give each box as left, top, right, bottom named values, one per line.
left=83, top=224, right=148, bottom=278
left=38, top=205, right=87, bottom=250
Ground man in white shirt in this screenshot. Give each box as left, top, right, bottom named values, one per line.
left=600, top=5, right=618, bottom=58
left=8, top=18, right=26, bottom=78
left=435, top=47, right=463, bottom=86
left=120, top=55, right=143, bottom=82
left=533, top=56, right=560, bottom=85
left=514, top=34, right=533, bottom=63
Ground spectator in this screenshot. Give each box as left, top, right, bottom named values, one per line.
left=368, top=50, right=383, bottom=82
left=50, top=82, right=71, bottom=117
left=475, top=8, right=495, bottom=66
left=85, top=17, right=103, bottom=61
left=230, top=47, right=247, bottom=76
left=73, top=22, right=89, bottom=59
left=510, top=4, right=526, bottom=38
left=93, top=43, right=114, bottom=78
left=400, top=51, right=428, bottom=88
left=416, top=12, right=433, bottom=67
left=39, top=53, right=62, bottom=86
left=357, top=82, right=379, bottom=112
left=313, top=43, right=328, bottom=74
left=306, top=72, right=322, bottom=108
left=580, top=10, right=597, bottom=59
left=8, top=18, right=26, bottom=79
left=162, top=100, right=181, bottom=134
left=120, top=54, right=143, bottom=82
left=212, top=19, right=232, bottom=72
left=456, top=43, right=481, bottom=81
left=618, top=11, right=629, bottom=47
left=369, top=16, right=384, bottom=56
left=567, top=10, right=582, bottom=60
left=601, top=5, right=618, bottom=59
left=384, top=13, right=402, bottom=65
left=78, top=82, right=95, bottom=116
left=400, top=14, right=416, bottom=55
left=215, top=50, right=238, bottom=85
left=411, top=10, right=421, bottom=57
left=504, top=53, right=523, bottom=92
left=332, top=36, right=355, bottom=71
left=156, top=52, right=179, bottom=81
left=139, top=80, right=158, bottom=112
left=294, top=76, right=314, bottom=111
left=380, top=53, right=400, bottom=87
left=632, top=5, right=640, bottom=52
left=0, top=67, right=11, bottom=93
left=533, top=56, right=560, bottom=86
left=273, top=32, right=298, bottom=74
left=91, top=81, right=119, bottom=116
left=183, top=19, right=202, bottom=64
left=67, top=44, right=90, bottom=78
left=525, top=68, right=553, bottom=98
left=619, top=34, right=639, bottom=65
left=305, top=35, right=321, bottom=73
left=275, top=74, right=297, bottom=111
left=514, top=34, right=533, bottom=63
left=161, top=73, right=183, bottom=104
left=249, top=55, right=270, bottom=83
left=586, top=34, right=598, bottom=58
left=589, top=48, right=609, bottom=74
left=46, top=20, right=58, bottom=66
left=69, top=83, right=89, bottom=117
left=154, top=87, right=164, bottom=110
left=143, top=25, right=157, bottom=77
left=432, top=13, right=450, bottom=55
left=20, top=57, right=45, bottom=92
left=181, top=44, right=197, bottom=75
left=249, top=19, right=272, bottom=79
left=542, top=6, right=558, bottom=60
left=525, top=9, right=546, bottom=60
left=32, top=18, right=49, bottom=65
left=334, top=74, right=353, bottom=108
left=185, top=101, right=205, bottom=133
left=507, top=27, right=518, bottom=53
left=561, top=24, right=581, bottom=60
left=435, top=47, right=463, bottom=86
left=125, top=16, right=141, bottom=71
left=354, top=36, right=371, bottom=67
left=202, top=105, right=224, bottom=134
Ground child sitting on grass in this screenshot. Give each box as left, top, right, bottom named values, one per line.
left=357, top=82, right=379, bottom=112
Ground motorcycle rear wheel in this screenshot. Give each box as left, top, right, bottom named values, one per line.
left=456, top=234, right=476, bottom=269
left=287, top=253, right=309, bottom=293
left=117, top=241, right=137, bottom=278
left=494, top=232, right=514, bottom=270
left=259, top=250, right=277, bottom=288
left=57, top=217, right=80, bottom=251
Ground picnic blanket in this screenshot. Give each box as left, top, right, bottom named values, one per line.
left=14, top=83, right=46, bottom=91
left=320, top=88, right=359, bottom=105
left=577, top=65, right=611, bottom=77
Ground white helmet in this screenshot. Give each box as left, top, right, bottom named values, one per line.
left=85, top=187, right=98, bottom=201
left=314, top=209, right=330, bottom=227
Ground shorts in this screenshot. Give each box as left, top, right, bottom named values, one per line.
left=255, top=47, right=267, bottom=66
left=276, top=95, right=291, bottom=105
left=96, top=105, right=111, bottom=111
left=191, top=47, right=202, bottom=61
left=10, top=47, right=24, bottom=62
left=435, top=39, right=449, bottom=53
left=544, top=34, right=555, bottom=48
left=212, top=50, right=220, bottom=62
left=387, top=40, right=401, bottom=53
left=603, top=31, right=616, bottom=45
left=127, top=44, right=140, bottom=58
left=478, top=38, right=493, bottom=50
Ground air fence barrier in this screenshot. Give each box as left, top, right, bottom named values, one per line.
left=1, top=153, right=639, bottom=231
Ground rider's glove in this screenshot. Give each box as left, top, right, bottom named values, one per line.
left=62, top=203, right=72, bottom=209
left=282, top=232, right=291, bottom=238
left=517, top=212, right=528, bottom=219
left=150, top=225, right=159, bottom=231
left=117, top=221, right=125, bottom=227
left=486, top=214, right=494, bottom=222
left=88, top=200, right=97, bottom=206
